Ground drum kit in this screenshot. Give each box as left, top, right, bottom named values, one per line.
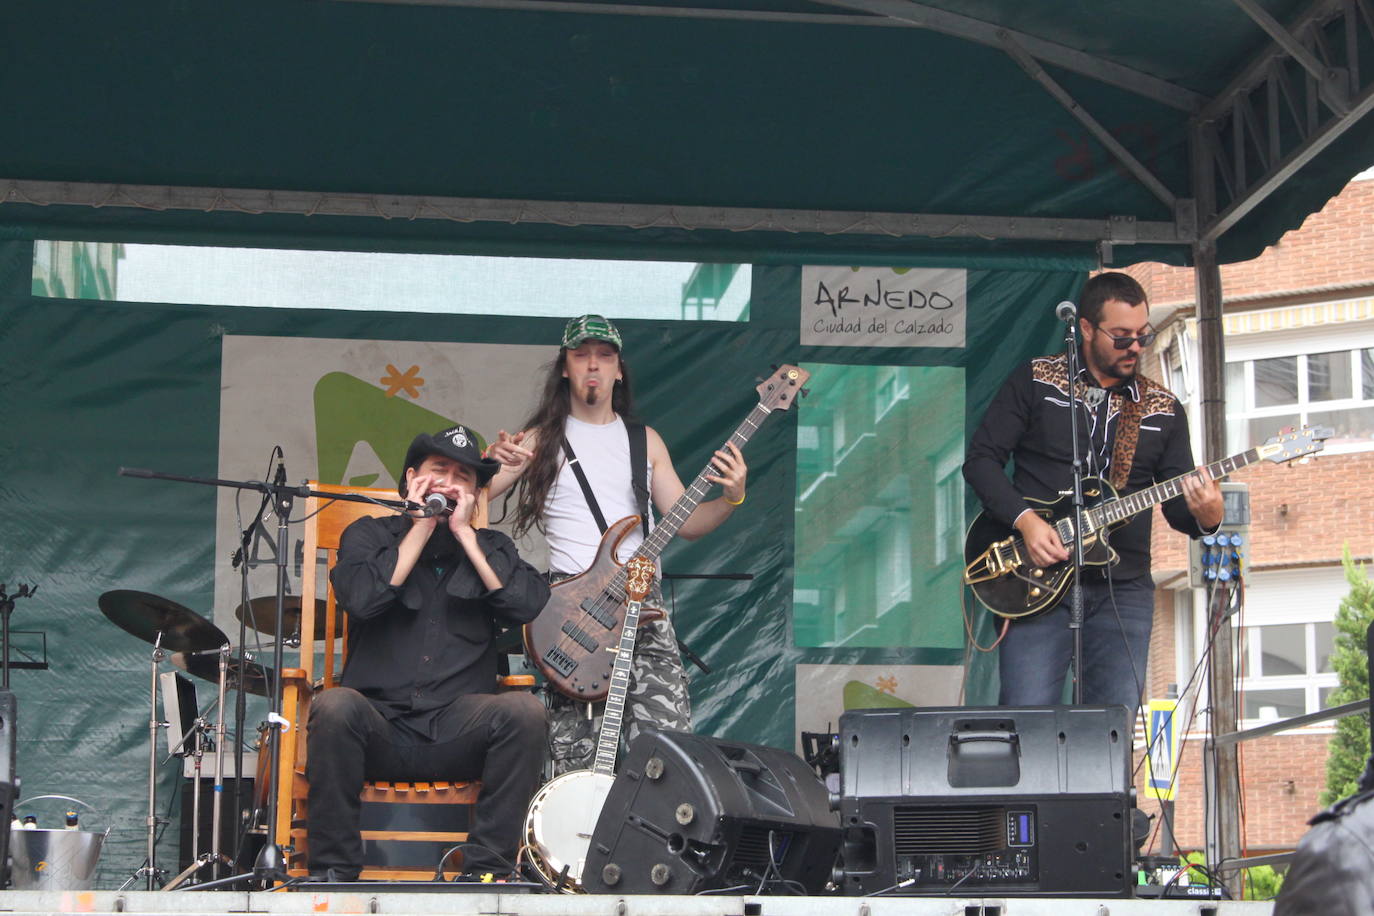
left=96, top=588, right=316, bottom=889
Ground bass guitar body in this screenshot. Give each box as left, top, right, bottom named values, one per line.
left=523, top=516, right=662, bottom=702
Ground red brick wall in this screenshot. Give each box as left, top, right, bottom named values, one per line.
left=1135, top=734, right=1332, bottom=853
left=1152, top=452, right=1374, bottom=573
left=1129, top=177, right=1374, bottom=308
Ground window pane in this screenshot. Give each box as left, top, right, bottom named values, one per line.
left=1314, top=621, right=1335, bottom=673
left=1243, top=688, right=1306, bottom=720
left=1259, top=624, right=1306, bottom=676
left=34, top=242, right=754, bottom=321
left=793, top=364, right=965, bottom=649
left=1307, top=406, right=1374, bottom=445
left=1308, top=350, right=1352, bottom=401
left=1225, top=361, right=1246, bottom=410
left=1249, top=414, right=1300, bottom=446
left=1363, top=348, right=1374, bottom=399
left=1254, top=356, right=1298, bottom=407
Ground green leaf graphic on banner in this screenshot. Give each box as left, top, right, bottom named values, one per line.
left=313, top=372, right=488, bottom=486
left=843, top=679, right=914, bottom=710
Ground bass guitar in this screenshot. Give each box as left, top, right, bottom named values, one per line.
left=963, top=426, right=1330, bottom=619
left=523, top=556, right=655, bottom=892
left=524, top=364, right=810, bottom=700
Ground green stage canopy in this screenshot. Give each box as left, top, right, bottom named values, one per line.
left=2, top=0, right=1372, bottom=266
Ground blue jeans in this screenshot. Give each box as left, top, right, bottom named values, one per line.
left=997, top=576, right=1154, bottom=709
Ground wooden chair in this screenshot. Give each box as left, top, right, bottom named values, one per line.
left=274, top=482, right=530, bottom=880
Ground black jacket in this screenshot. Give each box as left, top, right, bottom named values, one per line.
left=963, top=351, right=1210, bottom=582
left=330, top=515, right=549, bottom=740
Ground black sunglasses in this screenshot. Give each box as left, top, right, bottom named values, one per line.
left=1093, top=325, right=1157, bottom=350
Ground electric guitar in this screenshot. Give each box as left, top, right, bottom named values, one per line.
left=963, top=426, right=1330, bottom=619
left=524, top=364, right=810, bottom=700
left=523, top=556, right=655, bottom=892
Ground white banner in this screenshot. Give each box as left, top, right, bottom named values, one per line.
left=213, top=335, right=549, bottom=632
left=800, top=266, right=966, bottom=348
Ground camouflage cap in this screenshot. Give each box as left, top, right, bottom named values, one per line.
left=561, top=314, right=622, bottom=351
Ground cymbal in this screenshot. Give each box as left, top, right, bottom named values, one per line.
left=171, top=651, right=274, bottom=697
left=234, top=596, right=327, bottom=640
left=98, top=590, right=228, bottom=654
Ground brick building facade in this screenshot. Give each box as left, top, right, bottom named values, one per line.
left=1125, top=172, right=1374, bottom=856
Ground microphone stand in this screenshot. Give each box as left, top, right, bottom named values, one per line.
left=118, top=464, right=420, bottom=888
left=1063, top=314, right=1088, bottom=704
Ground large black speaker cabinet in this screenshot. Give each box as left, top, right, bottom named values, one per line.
left=582, top=729, right=842, bottom=895
left=837, top=705, right=1135, bottom=898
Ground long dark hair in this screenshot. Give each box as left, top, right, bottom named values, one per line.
left=504, top=348, right=637, bottom=538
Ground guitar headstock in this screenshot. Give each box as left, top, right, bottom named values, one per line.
left=1258, top=426, right=1333, bottom=463
left=755, top=364, right=811, bottom=413
left=624, top=557, right=656, bottom=603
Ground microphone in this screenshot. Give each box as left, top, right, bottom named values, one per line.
left=422, top=493, right=452, bottom=518
left=1055, top=301, right=1077, bottom=322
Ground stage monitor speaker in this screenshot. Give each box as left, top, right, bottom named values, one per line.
left=837, top=705, right=1134, bottom=898
left=582, top=728, right=842, bottom=895
left=0, top=690, right=15, bottom=888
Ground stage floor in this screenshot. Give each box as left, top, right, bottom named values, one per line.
left=0, top=888, right=1275, bottom=915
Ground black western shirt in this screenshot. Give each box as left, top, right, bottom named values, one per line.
left=962, top=351, right=1212, bottom=583
left=330, top=515, right=550, bottom=740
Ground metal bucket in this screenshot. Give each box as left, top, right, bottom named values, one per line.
left=9, top=795, right=106, bottom=890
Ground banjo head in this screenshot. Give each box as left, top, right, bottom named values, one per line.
left=524, top=770, right=616, bottom=888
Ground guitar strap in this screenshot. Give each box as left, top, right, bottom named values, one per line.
left=560, top=422, right=651, bottom=538
left=1106, top=385, right=1146, bottom=490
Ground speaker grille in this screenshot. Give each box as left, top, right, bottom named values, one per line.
left=730, top=825, right=780, bottom=871
left=892, top=806, right=1005, bottom=855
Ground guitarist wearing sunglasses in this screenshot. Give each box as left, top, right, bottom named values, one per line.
left=963, top=272, right=1222, bottom=709
left=487, top=315, right=748, bottom=776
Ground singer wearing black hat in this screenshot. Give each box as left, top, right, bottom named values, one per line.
left=305, top=424, right=551, bottom=881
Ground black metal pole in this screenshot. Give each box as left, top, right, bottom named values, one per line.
left=1063, top=311, right=1088, bottom=704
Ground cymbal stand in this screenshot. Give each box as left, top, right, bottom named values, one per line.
left=141, top=632, right=168, bottom=890
left=209, top=643, right=231, bottom=879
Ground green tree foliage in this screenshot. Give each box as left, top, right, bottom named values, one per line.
left=1320, top=548, right=1373, bottom=807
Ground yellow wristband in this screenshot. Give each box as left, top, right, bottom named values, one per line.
left=723, top=492, right=745, bottom=507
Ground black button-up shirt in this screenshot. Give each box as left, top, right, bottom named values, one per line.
left=963, top=351, right=1210, bottom=582
left=330, top=515, right=550, bottom=741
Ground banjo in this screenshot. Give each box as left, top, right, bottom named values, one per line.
left=523, top=555, right=656, bottom=891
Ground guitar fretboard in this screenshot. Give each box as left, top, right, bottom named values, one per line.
left=592, top=599, right=641, bottom=777
left=1084, top=448, right=1259, bottom=532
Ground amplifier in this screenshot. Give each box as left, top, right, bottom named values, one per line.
left=836, top=705, right=1134, bottom=898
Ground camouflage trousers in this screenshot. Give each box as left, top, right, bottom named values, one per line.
left=544, top=577, right=692, bottom=777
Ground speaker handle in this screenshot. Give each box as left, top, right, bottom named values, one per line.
left=949, top=730, right=1018, bottom=747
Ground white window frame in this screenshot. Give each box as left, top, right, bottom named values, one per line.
left=1223, top=321, right=1374, bottom=456
left=1183, top=567, right=1345, bottom=732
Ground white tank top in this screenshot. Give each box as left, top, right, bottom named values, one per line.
left=545, top=415, right=654, bottom=574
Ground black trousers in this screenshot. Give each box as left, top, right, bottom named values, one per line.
left=305, top=687, right=546, bottom=876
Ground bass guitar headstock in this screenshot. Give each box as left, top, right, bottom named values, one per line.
left=755, top=364, right=811, bottom=413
